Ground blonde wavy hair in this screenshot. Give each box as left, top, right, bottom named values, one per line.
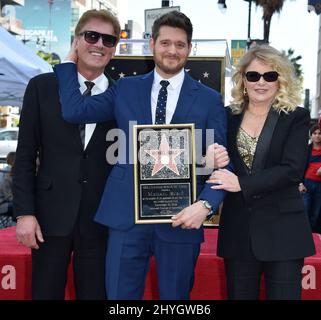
left=230, top=44, right=302, bottom=114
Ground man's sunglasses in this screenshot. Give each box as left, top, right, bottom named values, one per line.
left=245, top=71, right=279, bottom=82
left=79, top=30, right=118, bottom=48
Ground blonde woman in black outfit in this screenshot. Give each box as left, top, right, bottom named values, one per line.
left=206, top=45, right=315, bottom=300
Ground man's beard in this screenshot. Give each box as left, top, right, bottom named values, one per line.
left=155, top=61, right=186, bottom=74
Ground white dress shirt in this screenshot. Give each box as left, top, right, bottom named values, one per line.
left=151, top=68, right=185, bottom=124
left=78, top=73, right=109, bottom=149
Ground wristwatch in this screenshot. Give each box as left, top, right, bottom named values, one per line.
left=200, top=200, right=213, bottom=217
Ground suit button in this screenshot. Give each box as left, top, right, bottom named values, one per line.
left=253, top=195, right=261, bottom=199
left=83, top=152, right=88, bottom=159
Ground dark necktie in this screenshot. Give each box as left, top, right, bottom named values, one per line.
left=79, top=81, right=95, bottom=146
left=155, top=80, right=170, bottom=125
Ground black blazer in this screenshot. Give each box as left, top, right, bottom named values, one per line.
left=13, top=72, right=116, bottom=237
left=217, top=107, right=316, bottom=261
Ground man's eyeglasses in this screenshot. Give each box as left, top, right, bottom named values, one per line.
left=245, top=71, right=279, bottom=82
left=79, top=30, right=118, bottom=48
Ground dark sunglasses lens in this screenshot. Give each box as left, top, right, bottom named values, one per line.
left=102, top=34, right=117, bottom=47
left=84, top=31, right=99, bottom=44
left=263, top=71, right=279, bottom=82
left=245, top=72, right=260, bottom=82
left=245, top=71, right=279, bottom=82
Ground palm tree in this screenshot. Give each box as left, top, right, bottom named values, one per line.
left=253, top=0, right=285, bottom=43
left=282, top=48, right=304, bottom=86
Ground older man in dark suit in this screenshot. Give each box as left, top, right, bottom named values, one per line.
left=13, top=9, right=120, bottom=300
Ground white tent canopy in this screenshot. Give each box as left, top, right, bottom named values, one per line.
left=0, top=26, right=52, bottom=107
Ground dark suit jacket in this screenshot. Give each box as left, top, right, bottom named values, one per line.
left=217, top=107, right=316, bottom=261
left=54, top=63, right=227, bottom=244
left=13, top=72, right=115, bottom=237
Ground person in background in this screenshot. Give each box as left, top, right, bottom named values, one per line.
left=53, top=11, right=227, bottom=300
left=0, top=152, right=15, bottom=229
left=299, top=124, right=321, bottom=231
left=13, top=9, right=120, bottom=300
left=206, top=44, right=315, bottom=300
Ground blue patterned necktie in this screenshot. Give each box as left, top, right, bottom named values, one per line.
left=79, top=81, right=95, bottom=146
left=155, top=80, right=170, bottom=125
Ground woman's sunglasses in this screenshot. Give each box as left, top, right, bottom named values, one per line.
left=79, top=30, right=118, bottom=48
left=245, top=71, right=279, bottom=82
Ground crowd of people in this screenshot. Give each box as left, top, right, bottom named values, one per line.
left=0, top=8, right=319, bottom=300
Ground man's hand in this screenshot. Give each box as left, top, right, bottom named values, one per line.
left=202, top=143, right=229, bottom=169
left=171, top=201, right=209, bottom=229
left=65, top=38, right=79, bottom=63
left=16, top=215, right=44, bottom=249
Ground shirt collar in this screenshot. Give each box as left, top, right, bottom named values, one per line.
left=78, top=72, right=108, bottom=92
left=153, top=68, right=185, bottom=90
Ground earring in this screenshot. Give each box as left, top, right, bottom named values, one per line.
left=243, top=87, right=248, bottom=96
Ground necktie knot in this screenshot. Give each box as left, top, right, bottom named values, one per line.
left=83, top=81, right=95, bottom=96
left=160, top=80, right=170, bottom=89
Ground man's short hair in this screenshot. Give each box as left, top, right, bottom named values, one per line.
left=152, top=11, right=193, bottom=45
left=310, top=124, right=320, bottom=136
left=75, top=9, right=121, bottom=41
left=6, top=152, right=15, bottom=166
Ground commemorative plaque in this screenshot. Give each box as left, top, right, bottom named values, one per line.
left=133, top=124, right=196, bottom=224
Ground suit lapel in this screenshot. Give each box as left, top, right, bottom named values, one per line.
left=84, top=123, right=101, bottom=151
left=171, top=72, right=198, bottom=124
left=137, top=71, right=154, bottom=124
left=251, top=108, right=279, bottom=174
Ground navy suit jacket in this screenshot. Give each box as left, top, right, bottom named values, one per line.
left=54, top=63, right=227, bottom=243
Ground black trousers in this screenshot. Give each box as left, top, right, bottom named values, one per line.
left=31, top=220, right=107, bottom=300
left=224, top=258, right=304, bottom=300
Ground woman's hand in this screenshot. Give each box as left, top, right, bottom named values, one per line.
left=317, top=166, right=321, bottom=176
left=202, top=143, right=230, bottom=169
left=207, top=169, right=241, bottom=192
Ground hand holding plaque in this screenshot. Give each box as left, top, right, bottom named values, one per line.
left=171, top=200, right=211, bottom=229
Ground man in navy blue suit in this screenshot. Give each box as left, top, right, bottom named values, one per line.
left=54, top=11, right=227, bottom=300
